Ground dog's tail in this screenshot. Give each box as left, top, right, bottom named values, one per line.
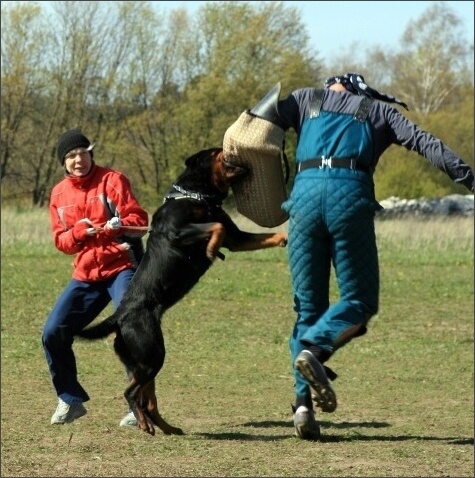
left=76, top=315, right=118, bottom=340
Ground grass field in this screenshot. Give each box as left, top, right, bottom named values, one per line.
left=1, top=208, right=474, bottom=477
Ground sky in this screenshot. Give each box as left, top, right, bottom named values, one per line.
left=155, top=1, right=474, bottom=63
left=18, top=1, right=474, bottom=63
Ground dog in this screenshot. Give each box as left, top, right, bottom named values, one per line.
left=76, top=147, right=288, bottom=436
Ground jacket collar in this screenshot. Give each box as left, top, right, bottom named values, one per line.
left=65, top=161, right=97, bottom=186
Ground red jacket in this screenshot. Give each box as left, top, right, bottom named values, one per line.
left=49, top=163, right=149, bottom=282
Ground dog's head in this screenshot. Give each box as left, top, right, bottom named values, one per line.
left=177, top=147, right=248, bottom=200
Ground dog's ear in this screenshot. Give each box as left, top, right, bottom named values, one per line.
left=185, top=148, right=223, bottom=167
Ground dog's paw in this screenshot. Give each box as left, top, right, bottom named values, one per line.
left=276, top=233, right=288, bottom=247
left=206, top=248, right=217, bottom=261
left=206, top=246, right=225, bottom=261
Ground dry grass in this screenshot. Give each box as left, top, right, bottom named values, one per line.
left=2, top=206, right=473, bottom=248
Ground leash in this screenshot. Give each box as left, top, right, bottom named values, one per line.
left=117, top=225, right=151, bottom=232
left=94, top=225, right=151, bottom=232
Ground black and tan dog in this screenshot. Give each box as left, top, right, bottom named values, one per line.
left=76, top=147, right=287, bottom=436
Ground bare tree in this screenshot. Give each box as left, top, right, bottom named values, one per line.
left=1, top=1, right=155, bottom=205
left=117, top=1, right=322, bottom=198
left=1, top=3, right=48, bottom=200
left=115, top=4, right=189, bottom=195
left=390, top=1, right=472, bottom=115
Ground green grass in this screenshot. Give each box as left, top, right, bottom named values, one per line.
left=1, top=208, right=473, bottom=477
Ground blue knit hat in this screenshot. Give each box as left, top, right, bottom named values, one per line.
left=56, top=129, right=94, bottom=165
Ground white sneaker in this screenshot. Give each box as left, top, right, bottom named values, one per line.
left=51, top=398, right=87, bottom=424
left=119, top=410, right=137, bottom=427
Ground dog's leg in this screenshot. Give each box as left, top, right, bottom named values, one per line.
left=205, top=223, right=225, bottom=260
left=177, top=222, right=226, bottom=261
left=228, top=232, right=288, bottom=252
left=124, top=377, right=155, bottom=435
left=142, top=380, right=184, bottom=435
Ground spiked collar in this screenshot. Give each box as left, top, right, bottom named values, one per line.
left=163, top=183, right=224, bottom=206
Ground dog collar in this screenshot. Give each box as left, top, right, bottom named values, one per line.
left=164, top=184, right=223, bottom=206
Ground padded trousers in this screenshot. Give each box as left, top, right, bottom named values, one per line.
left=282, top=167, right=381, bottom=401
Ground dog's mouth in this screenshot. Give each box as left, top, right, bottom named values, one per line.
left=222, top=159, right=248, bottom=181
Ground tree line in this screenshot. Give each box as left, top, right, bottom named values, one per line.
left=1, top=0, right=473, bottom=210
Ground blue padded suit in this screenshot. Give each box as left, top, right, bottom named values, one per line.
left=280, top=89, right=381, bottom=401
left=277, top=84, right=474, bottom=406
left=277, top=73, right=474, bottom=414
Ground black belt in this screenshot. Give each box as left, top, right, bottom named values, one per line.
left=297, top=157, right=370, bottom=174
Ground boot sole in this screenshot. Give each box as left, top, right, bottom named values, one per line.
left=295, top=354, right=337, bottom=413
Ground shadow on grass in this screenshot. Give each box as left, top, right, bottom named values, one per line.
left=194, top=420, right=474, bottom=445
left=194, top=432, right=294, bottom=441
left=239, top=419, right=391, bottom=429
left=316, top=435, right=474, bottom=445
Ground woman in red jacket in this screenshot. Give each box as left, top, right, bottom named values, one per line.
left=43, top=129, right=149, bottom=426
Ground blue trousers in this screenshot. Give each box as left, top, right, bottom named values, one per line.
left=42, top=268, right=136, bottom=404
left=282, top=168, right=381, bottom=403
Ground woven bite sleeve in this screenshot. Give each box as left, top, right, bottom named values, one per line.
left=223, top=111, right=289, bottom=227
